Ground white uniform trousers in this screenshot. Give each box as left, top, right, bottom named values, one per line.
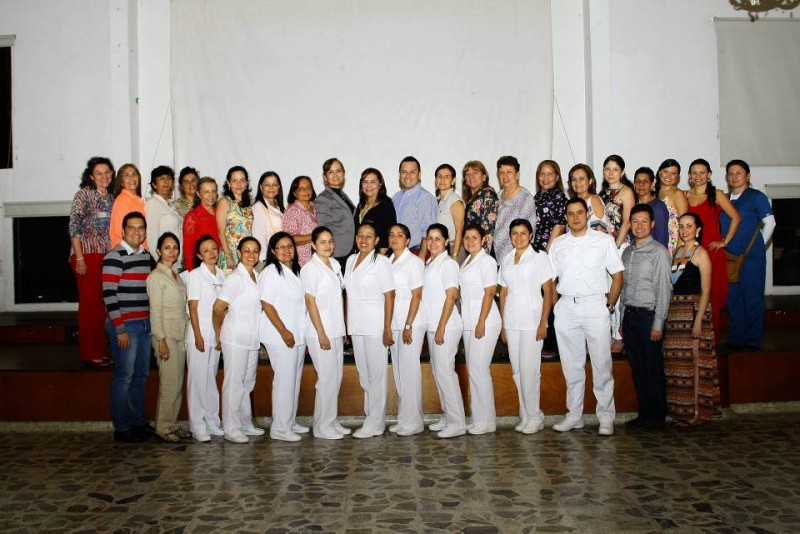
left=187, top=340, right=222, bottom=435
left=352, top=335, right=388, bottom=432
left=307, top=337, right=344, bottom=435
left=153, top=336, right=187, bottom=435
left=221, top=343, right=259, bottom=438
left=390, top=326, right=425, bottom=431
left=505, top=329, right=545, bottom=426
left=266, top=343, right=306, bottom=434
left=462, top=324, right=499, bottom=430
left=553, top=299, right=616, bottom=423
left=427, top=328, right=466, bottom=432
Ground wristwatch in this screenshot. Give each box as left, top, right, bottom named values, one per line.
left=404, top=324, right=412, bottom=330
left=607, top=303, right=615, bottom=314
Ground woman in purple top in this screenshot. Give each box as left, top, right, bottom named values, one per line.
left=493, top=156, right=536, bottom=263
left=533, top=160, right=567, bottom=252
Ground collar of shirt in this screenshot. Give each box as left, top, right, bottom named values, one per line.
left=119, top=239, right=146, bottom=255
left=633, top=235, right=654, bottom=249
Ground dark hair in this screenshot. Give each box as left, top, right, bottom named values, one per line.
left=535, top=160, right=565, bottom=193
left=113, top=163, right=141, bottom=198
left=725, top=159, right=750, bottom=176
left=390, top=223, right=411, bottom=241
left=358, top=168, right=389, bottom=207
left=601, top=154, right=633, bottom=191
left=80, top=156, right=115, bottom=190
left=434, top=163, right=457, bottom=199
left=150, top=165, right=175, bottom=192
left=122, top=210, right=146, bottom=230
left=680, top=211, right=704, bottom=243
left=193, top=234, right=218, bottom=269
left=323, top=158, right=344, bottom=175
left=265, top=231, right=300, bottom=276
left=255, top=171, right=285, bottom=213
left=237, top=236, right=261, bottom=253
left=355, top=222, right=381, bottom=261
left=287, top=176, right=316, bottom=205
left=633, top=166, right=655, bottom=183
left=178, top=166, right=201, bottom=208
left=565, top=196, right=589, bottom=212
left=311, top=226, right=333, bottom=244
left=654, top=158, right=681, bottom=195
left=629, top=203, right=654, bottom=221
left=689, top=158, right=717, bottom=208
left=398, top=156, right=421, bottom=172
left=567, top=163, right=597, bottom=197
left=496, top=155, right=520, bottom=172
left=223, top=166, right=252, bottom=207
left=156, top=231, right=180, bottom=259
left=426, top=223, right=451, bottom=254
left=463, top=222, right=486, bottom=239
left=462, top=160, right=492, bottom=203
left=509, top=217, right=534, bottom=234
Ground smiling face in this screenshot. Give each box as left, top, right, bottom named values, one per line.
left=324, top=160, right=345, bottom=189
left=435, top=167, right=456, bottom=195
left=228, top=170, right=248, bottom=197
left=462, top=228, right=483, bottom=255
left=271, top=236, right=295, bottom=267
left=198, top=181, right=218, bottom=208
left=260, top=175, right=281, bottom=203
left=510, top=224, right=532, bottom=251
left=355, top=225, right=379, bottom=255
left=312, top=230, right=335, bottom=259
left=120, top=167, right=140, bottom=193
left=569, top=169, right=592, bottom=197
left=360, top=172, right=381, bottom=202
left=196, top=238, right=219, bottom=267
left=294, top=178, right=314, bottom=203
left=678, top=214, right=699, bottom=243
left=399, top=161, right=421, bottom=190
left=122, top=216, right=146, bottom=250
left=658, top=165, right=680, bottom=188
left=464, top=166, right=485, bottom=193
left=92, top=164, right=114, bottom=193
left=689, top=164, right=711, bottom=188
left=238, top=239, right=260, bottom=269
left=537, top=164, right=558, bottom=191
left=630, top=210, right=654, bottom=241
left=180, top=173, right=198, bottom=197
left=498, top=165, right=519, bottom=191
left=425, top=228, right=447, bottom=257
left=154, top=174, right=174, bottom=199
left=158, top=236, right=180, bottom=265
left=388, top=226, right=410, bottom=254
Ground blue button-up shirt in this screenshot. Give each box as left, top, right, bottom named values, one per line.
left=393, top=183, right=438, bottom=249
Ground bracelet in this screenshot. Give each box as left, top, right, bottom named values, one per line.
left=75, top=257, right=85, bottom=261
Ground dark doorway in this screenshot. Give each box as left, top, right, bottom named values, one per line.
left=13, top=217, right=78, bottom=303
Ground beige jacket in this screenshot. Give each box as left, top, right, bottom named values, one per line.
left=146, top=263, right=188, bottom=341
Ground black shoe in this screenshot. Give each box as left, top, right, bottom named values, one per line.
left=624, top=416, right=646, bottom=429
left=131, top=423, right=156, bottom=439
left=114, top=430, right=147, bottom=443
left=643, top=419, right=666, bottom=431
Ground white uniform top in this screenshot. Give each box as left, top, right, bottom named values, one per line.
left=344, top=251, right=396, bottom=336
left=185, top=263, right=225, bottom=342
left=459, top=249, right=502, bottom=330
left=301, top=253, right=346, bottom=339
left=388, top=249, right=426, bottom=331
left=258, top=263, right=306, bottom=346
left=549, top=228, right=624, bottom=297
left=499, top=246, right=556, bottom=330
left=217, top=263, right=261, bottom=349
left=422, top=252, right=463, bottom=332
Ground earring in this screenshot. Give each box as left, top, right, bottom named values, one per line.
left=695, top=233, right=700, bottom=239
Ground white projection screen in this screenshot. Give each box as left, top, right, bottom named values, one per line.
left=717, top=19, right=800, bottom=166
left=171, top=0, right=553, bottom=198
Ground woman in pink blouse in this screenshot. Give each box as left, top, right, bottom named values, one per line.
left=282, top=176, right=318, bottom=266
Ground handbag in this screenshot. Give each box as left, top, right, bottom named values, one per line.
left=725, top=226, right=761, bottom=283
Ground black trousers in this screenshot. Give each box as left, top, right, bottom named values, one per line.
left=622, top=309, right=667, bottom=421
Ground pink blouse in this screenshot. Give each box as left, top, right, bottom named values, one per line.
left=282, top=201, right=317, bottom=265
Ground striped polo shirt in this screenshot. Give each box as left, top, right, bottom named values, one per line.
left=102, top=242, right=154, bottom=334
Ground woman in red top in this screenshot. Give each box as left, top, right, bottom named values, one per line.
left=183, top=177, right=221, bottom=271
left=685, top=158, right=740, bottom=342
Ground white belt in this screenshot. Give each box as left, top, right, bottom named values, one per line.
left=564, top=295, right=605, bottom=304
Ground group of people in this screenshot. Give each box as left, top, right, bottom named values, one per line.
left=68, top=153, right=775, bottom=443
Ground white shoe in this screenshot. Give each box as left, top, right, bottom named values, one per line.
left=207, top=426, right=224, bottom=437
left=270, top=430, right=302, bottom=442
left=292, top=423, right=310, bottom=434
left=514, top=420, right=526, bottom=432
left=353, top=427, right=384, bottom=439
left=553, top=418, right=584, bottom=432
left=193, top=432, right=211, bottom=442
left=467, top=426, right=496, bottom=435
left=598, top=421, right=615, bottom=436
left=224, top=433, right=249, bottom=444
left=428, top=419, right=447, bottom=432
left=521, top=421, right=545, bottom=435
left=388, top=424, right=400, bottom=433
left=437, top=426, right=466, bottom=439
left=314, top=430, right=344, bottom=440
left=243, top=427, right=265, bottom=436
left=395, top=426, right=424, bottom=437
left=334, top=422, right=351, bottom=435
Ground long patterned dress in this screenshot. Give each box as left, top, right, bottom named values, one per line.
left=533, top=188, right=567, bottom=251
left=664, top=248, right=721, bottom=423
left=465, top=186, right=498, bottom=253
left=218, top=200, right=253, bottom=270
left=691, top=197, right=728, bottom=342
left=599, top=187, right=630, bottom=245
left=661, top=195, right=680, bottom=255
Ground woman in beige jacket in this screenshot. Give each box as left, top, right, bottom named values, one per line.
left=147, top=231, right=189, bottom=442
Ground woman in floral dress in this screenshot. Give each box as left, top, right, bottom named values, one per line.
left=655, top=158, right=688, bottom=255
left=216, top=166, right=253, bottom=271
left=461, top=160, right=498, bottom=254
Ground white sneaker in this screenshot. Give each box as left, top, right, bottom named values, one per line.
left=428, top=419, right=447, bottom=432
left=437, top=426, right=466, bottom=439
left=553, top=417, right=584, bottom=432
left=388, top=424, right=400, bottom=433
left=467, top=426, right=496, bottom=435
left=270, top=430, right=302, bottom=442
left=395, top=426, right=424, bottom=437
left=514, top=420, right=526, bottom=432
left=521, top=421, right=545, bottom=435
left=193, top=432, right=211, bottom=442
left=224, top=433, right=249, bottom=444
left=314, top=430, right=344, bottom=440
left=598, top=421, right=615, bottom=436
left=243, top=427, right=266, bottom=436
left=207, top=426, right=224, bottom=437
left=334, top=422, right=351, bottom=435
left=353, top=427, right=384, bottom=439
left=292, top=423, right=310, bottom=434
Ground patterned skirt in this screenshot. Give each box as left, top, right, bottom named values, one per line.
left=663, top=294, right=721, bottom=422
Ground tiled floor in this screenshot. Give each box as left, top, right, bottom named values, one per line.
left=1, top=411, right=799, bottom=532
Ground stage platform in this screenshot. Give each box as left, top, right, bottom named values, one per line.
left=1, top=298, right=798, bottom=421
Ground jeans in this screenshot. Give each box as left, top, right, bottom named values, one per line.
left=108, top=318, right=152, bottom=431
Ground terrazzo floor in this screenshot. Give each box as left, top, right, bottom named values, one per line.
left=1, top=412, right=799, bottom=533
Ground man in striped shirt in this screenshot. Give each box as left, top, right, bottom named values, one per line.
left=103, top=211, right=154, bottom=442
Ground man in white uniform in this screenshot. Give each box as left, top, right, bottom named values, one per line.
left=549, top=197, right=624, bottom=436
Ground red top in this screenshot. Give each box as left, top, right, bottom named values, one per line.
left=182, top=205, right=221, bottom=271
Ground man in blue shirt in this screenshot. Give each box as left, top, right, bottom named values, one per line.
left=392, top=156, right=437, bottom=258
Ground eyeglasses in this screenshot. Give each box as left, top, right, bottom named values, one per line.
left=274, top=244, right=294, bottom=251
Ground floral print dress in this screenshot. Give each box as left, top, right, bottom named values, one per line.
left=465, top=186, right=498, bottom=253
left=218, top=201, right=253, bottom=270
left=533, top=188, right=567, bottom=250
left=600, top=187, right=630, bottom=245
